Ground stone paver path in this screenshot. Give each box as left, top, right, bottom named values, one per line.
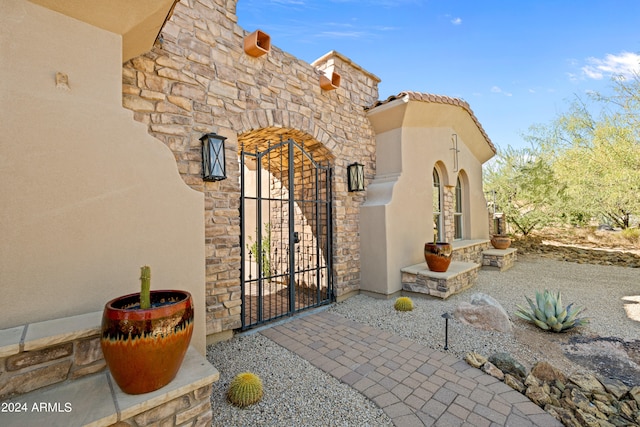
left=260, top=311, right=562, bottom=427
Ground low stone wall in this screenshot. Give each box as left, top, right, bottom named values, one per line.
left=513, top=237, right=640, bottom=268
left=466, top=352, right=640, bottom=427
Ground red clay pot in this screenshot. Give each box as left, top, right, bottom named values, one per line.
left=424, top=242, right=453, bottom=272
left=490, top=234, right=512, bottom=249
left=101, top=290, right=194, bottom=395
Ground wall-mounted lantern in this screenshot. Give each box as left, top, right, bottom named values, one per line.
left=244, top=29, right=271, bottom=57
left=200, top=133, right=227, bottom=181
left=347, top=162, right=365, bottom=192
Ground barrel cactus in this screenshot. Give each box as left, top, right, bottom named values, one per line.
left=227, top=372, right=263, bottom=407
left=394, top=296, right=414, bottom=312
left=515, top=290, right=588, bottom=332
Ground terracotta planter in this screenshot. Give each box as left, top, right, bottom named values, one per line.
left=319, top=71, right=341, bottom=91
left=243, top=29, right=271, bottom=57
left=424, top=242, right=452, bottom=272
left=490, top=234, right=511, bottom=250
left=101, top=290, right=194, bottom=394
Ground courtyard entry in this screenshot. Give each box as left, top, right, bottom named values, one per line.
left=240, top=137, right=333, bottom=330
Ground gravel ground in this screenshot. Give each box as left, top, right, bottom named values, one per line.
left=207, top=332, right=393, bottom=427
left=207, top=255, right=639, bottom=426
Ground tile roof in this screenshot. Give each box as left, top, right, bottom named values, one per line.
left=367, top=91, right=497, bottom=154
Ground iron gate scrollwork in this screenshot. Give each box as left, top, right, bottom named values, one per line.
left=240, top=138, right=333, bottom=329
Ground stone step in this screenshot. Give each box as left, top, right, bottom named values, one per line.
left=401, top=261, right=480, bottom=299
left=482, top=247, right=518, bottom=272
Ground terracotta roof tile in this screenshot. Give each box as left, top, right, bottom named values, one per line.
left=367, top=91, right=496, bottom=154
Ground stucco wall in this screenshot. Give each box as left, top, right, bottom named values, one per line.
left=361, top=98, right=492, bottom=295
left=0, top=0, right=206, bottom=353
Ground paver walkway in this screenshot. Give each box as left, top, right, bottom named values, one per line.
left=260, top=311, right=562, bottom=427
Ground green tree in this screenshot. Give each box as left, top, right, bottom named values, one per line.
left=526, top=74, right=640, bottom=228
left=484, top=146, right=565, bottom=236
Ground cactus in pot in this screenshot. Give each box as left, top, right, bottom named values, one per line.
left=101, top=265, right=194, bottom=394
left=140, top=265, right=151, bottom=309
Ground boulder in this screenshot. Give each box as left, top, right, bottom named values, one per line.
left=489, top=352, right=527, bottom=381
left=453, top=293, right=512, bottom=333
left=531, top=361, right=568, bottom=384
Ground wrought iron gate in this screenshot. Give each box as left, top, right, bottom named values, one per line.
left=240, top=138, right=333, bottom=329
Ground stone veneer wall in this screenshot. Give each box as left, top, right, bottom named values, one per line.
left=452, top=241, right=492, bottom=264
left=122, top=0, right=380, bottom=337
left=116, top=385, right=213, bottom=427
left=0, top=336, right=105, bottom=398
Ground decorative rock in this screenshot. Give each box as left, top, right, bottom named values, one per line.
left=504, top=374, right=525, bottom=393
left=593, top=399, right=616, bottom=416
left=488, top=352, right=527, bottom=381
left=525, top=373, right=541, bottom=388
left=481, top=362, right=504, bottom=380
left=531, top=361, right=568, bottom=384
left=526, top=384, right=552, bottom=407
left=464, top=352, right=487, bottom=369
left=459, top=351, right=640, bottom=426
left=600, top=378, right=629, bottom=400
left=569, top=372, right=606, bottom=394
left=619, top=401, right=635, bottom=418
left=609, top=414, right=634, bottom=426
left=544, top=404, right=582, bottom=427
left=630, top=386, right=640, bottom=405
left=574, top=409, right=604, bottom=427
left=453, top=293, right=512, bottom=333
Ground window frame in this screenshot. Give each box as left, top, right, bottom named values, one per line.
left=454, top=176, right=463, bottom=240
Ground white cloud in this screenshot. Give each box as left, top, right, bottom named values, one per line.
left=491, top=86, right=512, bottom=97
left=318, top=30, right=367, bottom=39
left=451, top=17, right=462, bottom=25
left=582, top=51, right=640, bottom=80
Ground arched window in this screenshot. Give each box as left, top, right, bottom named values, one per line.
left=454, top=177, right=463, bottom=240
left=432, top=168, right=443, bottom=242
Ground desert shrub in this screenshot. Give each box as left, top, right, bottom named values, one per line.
left=621, top=227, right=640, bottom=243
left=515, top=290, right=588, bottom=332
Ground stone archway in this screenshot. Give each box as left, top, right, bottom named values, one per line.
left=238, top=127, right=335, bottom=328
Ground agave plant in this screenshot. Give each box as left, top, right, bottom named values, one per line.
left=515, top=290, right=588, bottom=332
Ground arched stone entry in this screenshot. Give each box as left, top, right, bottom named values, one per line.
left=239, top=128, right=335, bottom=328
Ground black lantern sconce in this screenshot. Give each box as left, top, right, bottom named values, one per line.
left=347, top=162, right=365, bottom=192
left=200, top=133, right=227, bottom=182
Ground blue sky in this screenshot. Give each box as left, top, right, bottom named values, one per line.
left=237, top=0, right=640, bottom=151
